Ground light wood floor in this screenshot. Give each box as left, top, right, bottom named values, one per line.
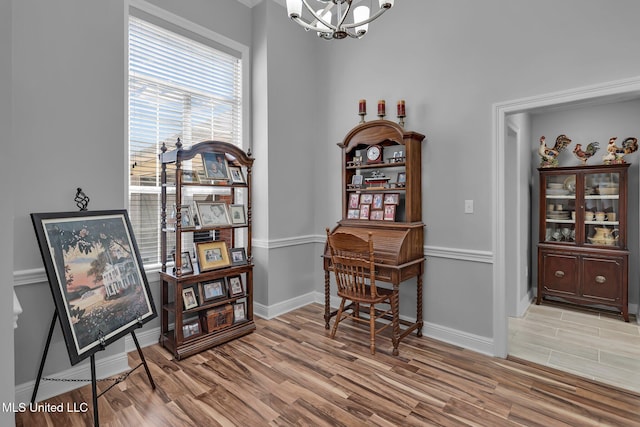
left=17, top=303, right=640, bottom=426
left=509, top=301, right=640, bottom=394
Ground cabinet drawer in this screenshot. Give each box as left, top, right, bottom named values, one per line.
left=582, top=256, right=624, bottom=302
left=541, top=252, right=578, bottom=296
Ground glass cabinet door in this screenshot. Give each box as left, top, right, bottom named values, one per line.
left=584, top=171, right=621, bottom=248
left=544, top=173, right=577, bottom=243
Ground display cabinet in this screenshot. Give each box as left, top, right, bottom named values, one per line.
left=159, top=139, right=255, bottom=359
left=324, top=120, right=426, bottom=355
left=536, top=163, right=629, bottom=321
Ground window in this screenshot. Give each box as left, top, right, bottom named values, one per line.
left=128, top=15, right=242, bottom=266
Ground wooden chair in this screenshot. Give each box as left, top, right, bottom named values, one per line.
left=326, top=228, right=396, bottom=354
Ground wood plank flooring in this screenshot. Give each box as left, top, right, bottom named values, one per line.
left=16, top=303, right=640, bottom=426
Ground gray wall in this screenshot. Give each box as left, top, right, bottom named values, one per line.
left=1, top=0, right=16, bottom=423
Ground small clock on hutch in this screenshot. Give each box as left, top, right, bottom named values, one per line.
left=366, top=145, right=383, bottom=164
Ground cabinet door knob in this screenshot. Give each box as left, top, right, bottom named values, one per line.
left=554, top=270, right=565, bottom=278
left=595, top=275, right=606, bottom=284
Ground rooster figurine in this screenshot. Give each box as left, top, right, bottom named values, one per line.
left=573, top=142, right=599, bottom=165
left=538, top=134, right=572, bottom=167
left=602, top=137, right=639, bottom=164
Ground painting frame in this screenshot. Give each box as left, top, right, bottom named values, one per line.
left=30, top=210, right=157, bottom=366
left=200, top=278, right=227, bottom=302
left=182, top=286, right=199, bottom=310
left=228, top=204, right=247, bottom=226
left=233, top=301, right=247, bottom=323
left=202, top=152, right=230, bottom=181
left=228, top=275, right=245, bottom=297
left=195, top=201, right=231, bottom=227
left=229, top=247, right=248, bottom=266
left=228, top=166, right=246, bottom=184
left=196, top=240, right=231, bottom=271
left=172, top=251, right=194, bottom=275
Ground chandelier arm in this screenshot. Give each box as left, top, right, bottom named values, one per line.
left=290, top=15, right=334, bottom=34
left=301, top=0, right=337, bottom=31
left=334, top=2, right=352, bottom=30
left=341, top=5, right=389, bottom=29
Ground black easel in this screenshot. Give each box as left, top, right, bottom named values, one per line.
left=31, top=310, right=156, bottom=427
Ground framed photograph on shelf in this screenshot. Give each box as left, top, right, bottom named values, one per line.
left=383, top=193, right=400, bottom=205
left=348, top=193, right=360, bottom=209
left=359, top=204, right=371, bottom=220
left=228, top=275, right=244, bottom=297
left=173, top=251, right=194, bottom=275
left=347, top=209, right=360, bottom=219
left=383, top=204, right=396, bottom=221
left=229, top=247, right=247, bottom=266
left=182, top=286, right=199, bottom=310
left=360, top=194, right=373, bottom=205
left=233, top=301, right=247, bottom=323
left=182, top=170, right=199, bottom=183
left=196, top=202, right=230, bottom=227
left=370, top=210, right=384, bottom=221
left=396, top=172, right=406, bottom=186
left=200, top=279, right=227, bottom=302
left=30, top=210, right=157, bottom=366
left=196, top=240, right=231, bottom=271
left=372, top=193, right=383, bottom=210
left=229, top=166, right=246, bottom=184
left=182, top=319, right=201, bottom=339
left=228, top=204, right=246, bottom=226
left=179, top=204, right=197, bottom=229
left=202, top=152, right=230, bottom=180
left=351, top=175, right=363, bottom=186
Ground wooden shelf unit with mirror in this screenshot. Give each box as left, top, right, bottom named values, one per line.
left=159, top=140, right=255, bottom=359
left=536, top=163, right=629, bottom=321
left=324, top=120, right=426, bottom=355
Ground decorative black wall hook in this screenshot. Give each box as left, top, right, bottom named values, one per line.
left=75, top=188, right=90, bottom=211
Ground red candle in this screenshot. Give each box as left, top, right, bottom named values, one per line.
left=397, top=100, right=405, bottom=116
left=359, top=99, right=366, bottom=114
left=377, top=100, right=385, bottom=116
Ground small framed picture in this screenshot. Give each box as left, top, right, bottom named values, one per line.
left=228, top=275, right=244, bottom=297
left=228, top=204, right=247, bottom=225
left=353, top=155, right=363, bottom=165
left=348, top=193, right=360, bottom=209
left=396, top=172, right=406, bottom=186
left=359, top=204, right=371, bottom=220
left=347, top=209, right=360, bottom=219
left=229, top=166, right=246, bottom=184
left=182, top=170, right=199, bottom=183
left=178, top=204, right=197, bottom=229
left=370, top=210, right=384, bottom=221
left=383, top=193, right=400, bottom=205
left=182, top=286, right=199, bottom=310
left=173, top=251, right=194, bottom=275
left=200, top=279, right=227, bottom=302
left=351, top=175, right=363, bottom=186
left=182, top=319, right=201, bottom=339
left=372, top=193, right=383, bottom=210
left=202, top=152, right=230, bottom=180
left=233, top=301, right=247, bottom=323
left=360, top=194, right=373, bottom=205
left=383, top=204, right=396, bottom=221
left=196, top=240, right=231, bottom=271
left=229, top=247, right=247, bottom=266
left=196, top=202, right=231, bottom=227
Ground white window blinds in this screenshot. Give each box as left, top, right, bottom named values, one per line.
left=128, top=15, right=242, bottom=266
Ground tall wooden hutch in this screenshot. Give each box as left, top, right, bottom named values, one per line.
left=324, top=119, right=426, bottom=355
left=159, top=140, right=256, bottom=359
left=536, top=163, right=629, bottom=321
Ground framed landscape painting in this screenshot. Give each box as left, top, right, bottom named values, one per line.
left=31, top=210, right=157, bottom=365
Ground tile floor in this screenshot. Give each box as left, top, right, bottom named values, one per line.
left=509, top=302, right=640, bottom=394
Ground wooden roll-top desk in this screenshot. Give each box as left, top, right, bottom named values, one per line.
left=323, top=120, right=425, bottom=355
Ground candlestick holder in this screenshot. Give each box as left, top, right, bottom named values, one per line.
left=359, top=111, right=366, bottom=124
left=398, top=114, right=405, bottom=127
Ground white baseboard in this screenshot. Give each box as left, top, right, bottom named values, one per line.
left=254, top=292, right=317, bottom=319
left=15, top=352, right=130, bottom=405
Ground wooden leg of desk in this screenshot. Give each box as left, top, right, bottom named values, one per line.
left=392, top=283, right=400, bottom=356
left=324, top=270, right=331, bottom=329
left=416, top=271, right=424, bottom=337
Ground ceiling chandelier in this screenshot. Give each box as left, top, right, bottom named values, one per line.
left=286, top=0, right=394, bottom=40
